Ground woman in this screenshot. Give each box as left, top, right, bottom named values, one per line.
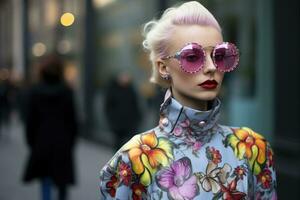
left=23, top=55, right=78, bottom=200
left=99, top=1, right=277, bottom=199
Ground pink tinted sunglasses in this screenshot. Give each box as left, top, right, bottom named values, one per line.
left=162, top=42, right=240, bottom=74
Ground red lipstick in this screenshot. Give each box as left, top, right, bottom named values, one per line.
left=199, top=80, right=218, bottom=89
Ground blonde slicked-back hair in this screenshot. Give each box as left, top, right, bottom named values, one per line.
left=142, top=1, right=221, bottom=88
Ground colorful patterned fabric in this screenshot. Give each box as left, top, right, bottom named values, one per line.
left=99, top=90, right=277, bottom=199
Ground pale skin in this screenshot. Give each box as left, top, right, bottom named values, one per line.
left=156, top=25, right=224, bottom=111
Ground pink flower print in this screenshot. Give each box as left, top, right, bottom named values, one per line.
left=156, top=157, right=199, bottom=200
left=271, top=191, right=278, bottom=200
left=180, top=119, right=190, bottom=128
left=192, top=141, right=202, bottom=151
left=174, top=126, right=183, bottom=136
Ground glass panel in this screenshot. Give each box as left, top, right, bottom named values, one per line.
left=92, top=0, right=159, bottom=144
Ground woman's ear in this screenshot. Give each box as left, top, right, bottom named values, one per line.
left=156, top=58, right=170, bottom=77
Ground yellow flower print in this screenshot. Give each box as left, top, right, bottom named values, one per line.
left=122, top=131, right=173, bottom=186
left=224, top=127, right=267, bottom=175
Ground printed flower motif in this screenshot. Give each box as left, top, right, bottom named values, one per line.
left=156, top=157, right=199, bottom=200
left=233, top=165, right=247, bottom=180
left=224, top=127, right=267, bottom=175
left=206, top=146, right=222, bottom=164
left=106, top=175, right=118, bottom=197
left=257, top=168, right=273, bottom=189
left=192, top=141, right=202, bottom=151
left=266, top=148, right=274, bottom=168
left=131, top=183, right=147, bottom=200
left=118, top=162, right=132, bottom=186
left=173, top=119, right=191, bottom=137
left=179, top=119, right=190, bottom=128
left=122, top=131, right=173, bottom=186
left=199, top=162, right=232, bottom=194
left=220, top=178, right=246, bottom=200
left=174, top=126, right=183, bottom=136
left=159, top=115, right=168, bottom=130
left=256, top=191, right=277, bottom=200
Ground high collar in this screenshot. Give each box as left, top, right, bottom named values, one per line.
left=158, top=89, right=221, bottom=144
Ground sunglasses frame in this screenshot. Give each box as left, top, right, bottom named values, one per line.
left=162, top=42, right=240, bottom=74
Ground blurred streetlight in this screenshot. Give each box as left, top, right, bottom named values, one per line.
left=60, top=12, right=75, bottom=27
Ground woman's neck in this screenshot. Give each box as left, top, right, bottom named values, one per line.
left=171, top=91, right=209, bottom=111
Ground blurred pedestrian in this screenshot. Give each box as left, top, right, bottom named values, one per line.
left=0, top=69, right=11, bottom=138
left=104, top=71, right=142, bottom=151
left=22, top=54, right=78, bottom=200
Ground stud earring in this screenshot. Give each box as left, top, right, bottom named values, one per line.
left=161, top=74, right=171, bottom=80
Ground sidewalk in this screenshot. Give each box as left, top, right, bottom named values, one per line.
left=0, top=117, right=113, bottom=200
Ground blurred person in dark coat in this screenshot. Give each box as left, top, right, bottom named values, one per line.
left=23, top=54, right=78, bottom=200
left=0, top=78, right=10, bottom=137
left=0, top=69, right=13, bottom=138
left=104, top=72, right=142, bottom=151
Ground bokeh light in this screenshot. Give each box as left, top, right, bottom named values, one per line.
left=60, top=12, right=75, bottom=27
left=0, top=68, right=9, bottom=81
left=32, top=42, right=47, bottom=57
left=64, top=63, right=79, bottom=87
left=93, top=0, right=116, bottom=8
left=57, top=40, right=72, bottom=54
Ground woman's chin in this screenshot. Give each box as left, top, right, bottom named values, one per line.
left=195, top=91, right=219, bottom=101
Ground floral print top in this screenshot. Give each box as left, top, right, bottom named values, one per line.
left=99, top=90, right=277, bottom=200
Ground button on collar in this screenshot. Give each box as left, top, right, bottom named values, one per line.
left=198, top=120, right=206, bottom=127
left=161, top=118, right=169, bottom=127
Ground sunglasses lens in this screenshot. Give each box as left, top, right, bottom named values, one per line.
left=213, top=43, right=239, bottom=72
left=180, top=43, right=205, bottom=73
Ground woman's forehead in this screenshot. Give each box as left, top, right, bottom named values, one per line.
left=169, top=25, right=223, bottom=52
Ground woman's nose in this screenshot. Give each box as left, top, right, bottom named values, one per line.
left=203, top=53, right=217, bottom=74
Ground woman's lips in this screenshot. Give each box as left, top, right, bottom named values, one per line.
left=199, top=80, right=218, bottom=89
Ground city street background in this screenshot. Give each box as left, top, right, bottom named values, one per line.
left=0, top=114, right=113, bottom=200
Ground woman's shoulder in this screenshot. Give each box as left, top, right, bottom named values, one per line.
left=219, top=125, right=268, bottom=141
left=101, top=128, right=159, bottom=167
left=117, top=127, right=172, bottom=162
left=219, top=125, right=274, bottom=175
left=100, top=127, right=174, bottom=185
left=219, top=125, right=272, bottom=152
